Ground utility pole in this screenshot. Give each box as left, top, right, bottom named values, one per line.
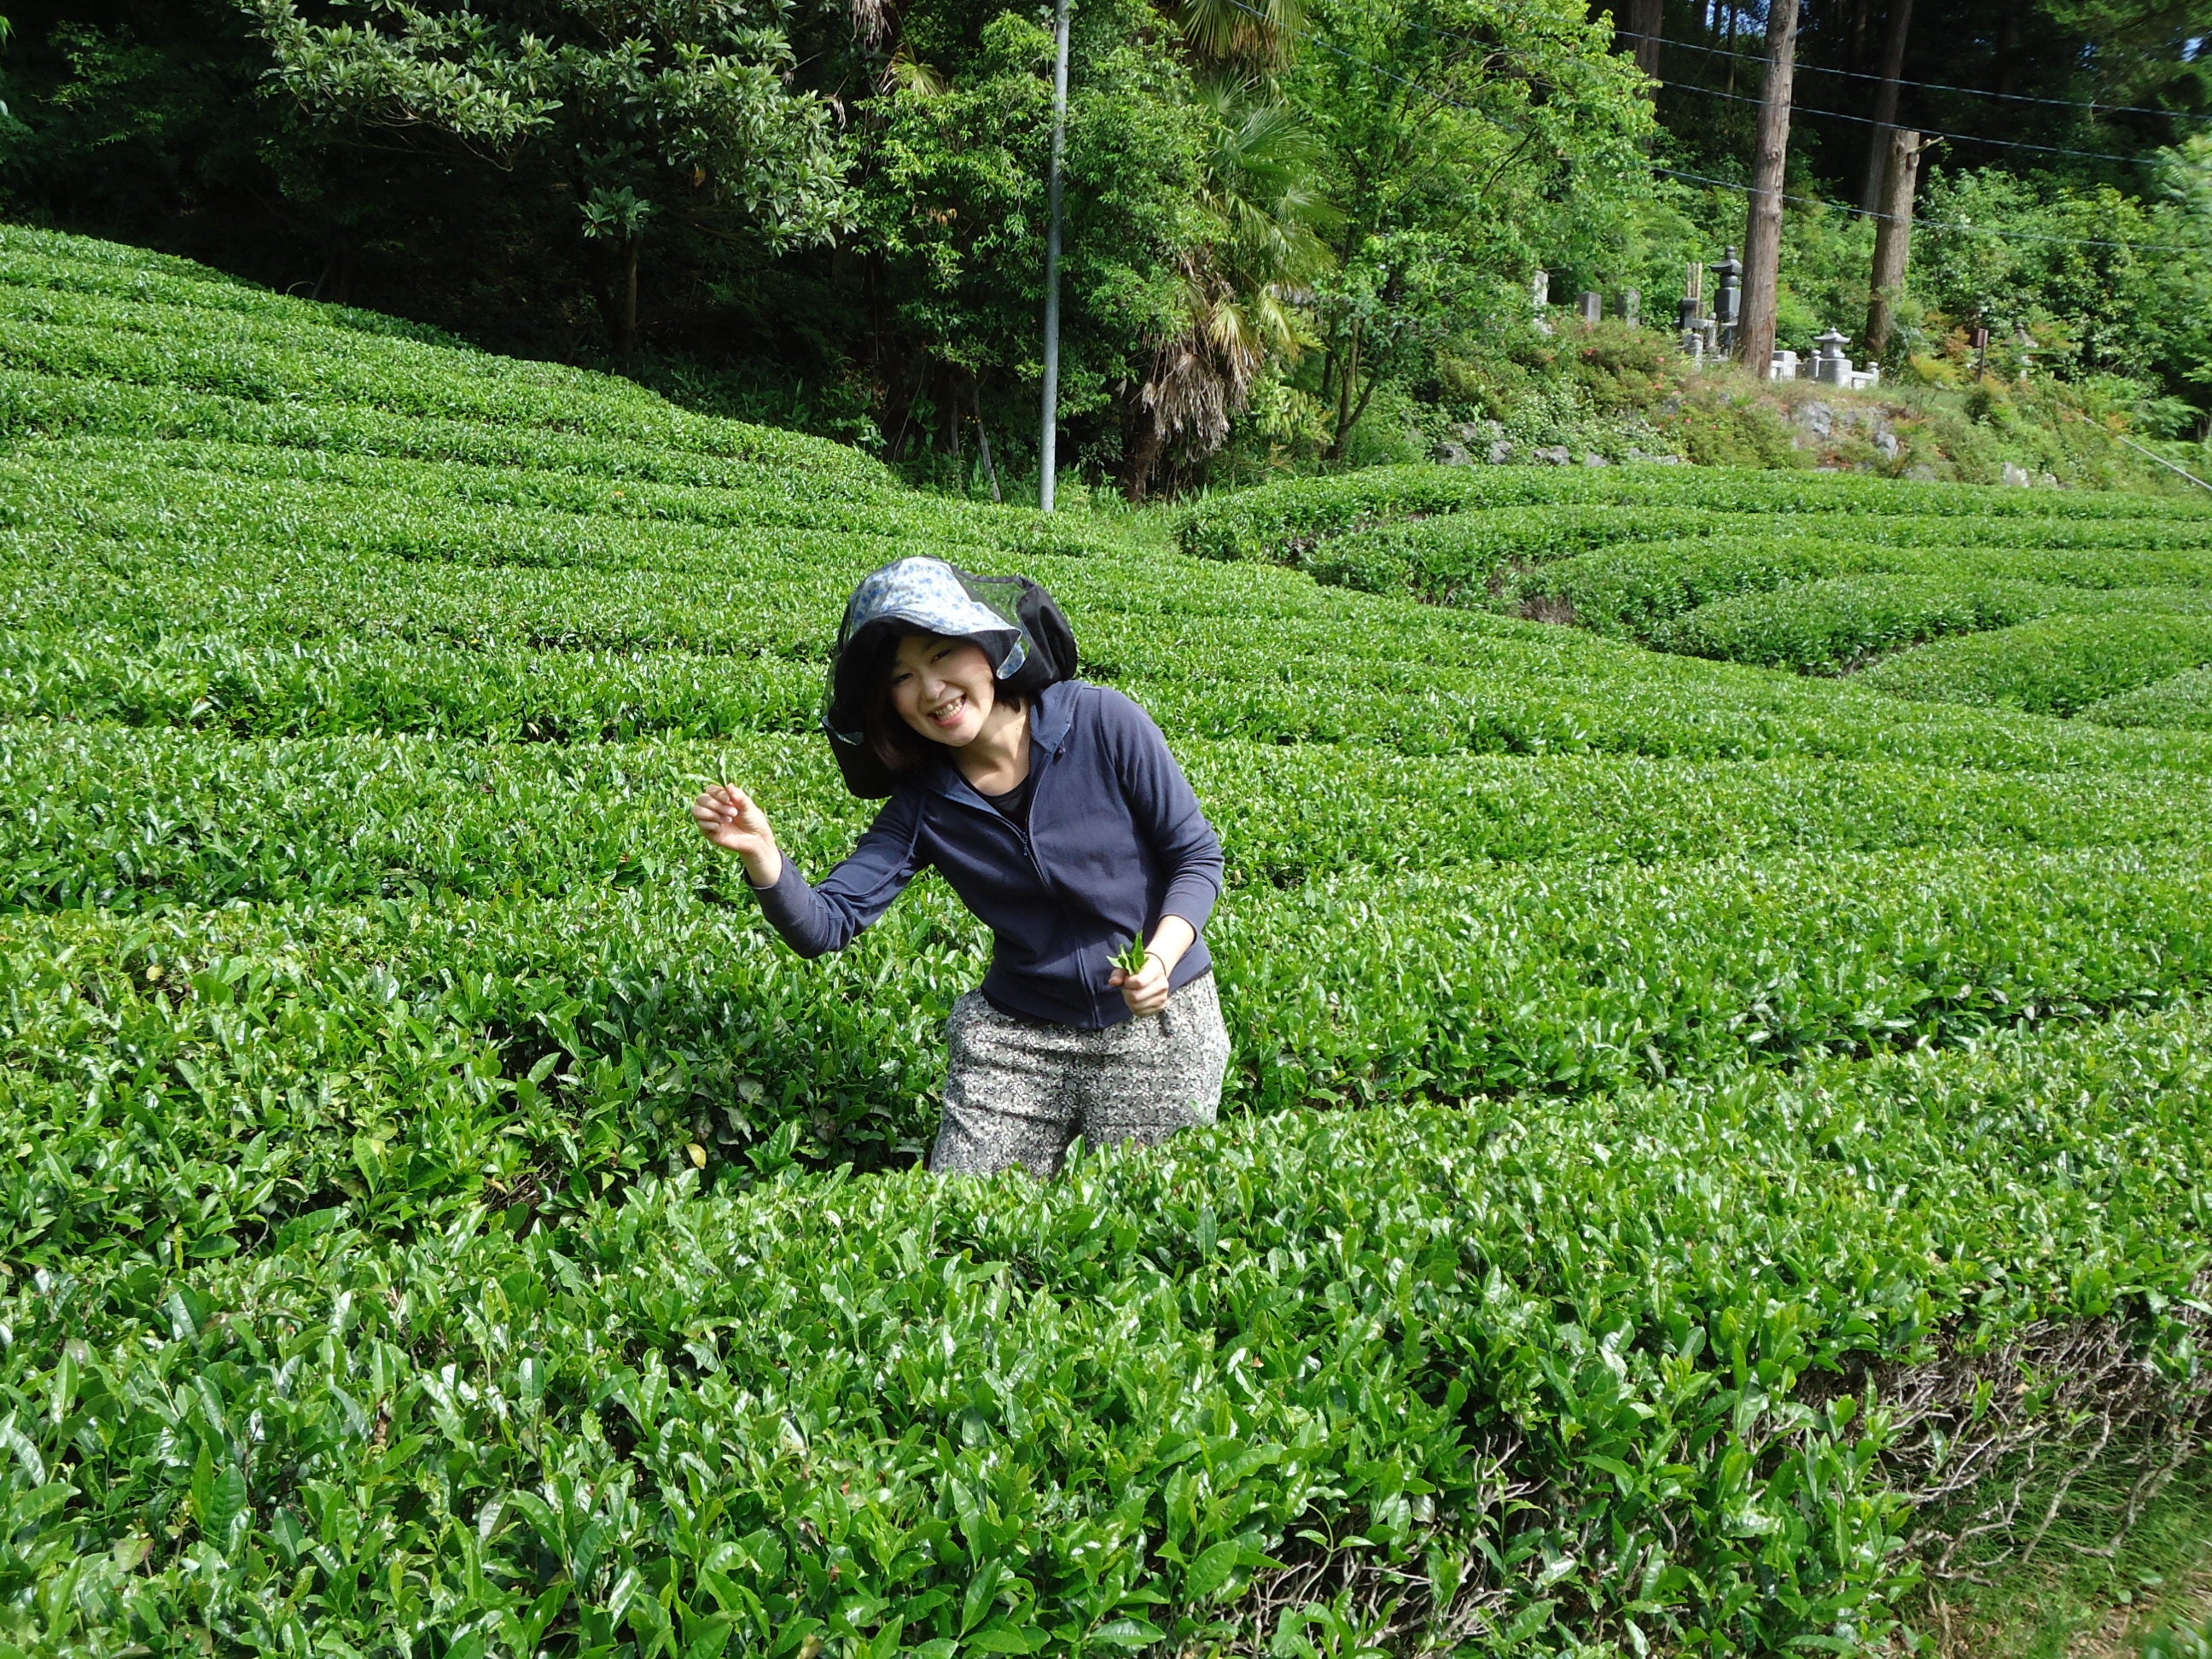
left=1038, top=0, right=1071, bottom=513
left=1858, top=0, right=1917, bottom=212
left=1864, top=127, right=1933, bottom=364
left=1737, top=0, right=1798, bottom=377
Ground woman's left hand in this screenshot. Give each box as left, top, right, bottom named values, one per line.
left=1110, top=916, right=1196, bottom=1016
left=1110, top=952, right=1173, bottom=1017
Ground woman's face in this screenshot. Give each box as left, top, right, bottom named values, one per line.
left=888, top=633, right=997, bottom=747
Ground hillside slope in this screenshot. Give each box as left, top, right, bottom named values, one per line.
left=4, top=226, right=2208, bottom=1658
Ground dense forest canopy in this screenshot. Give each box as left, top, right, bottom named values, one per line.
left=3, top=0, right=2210, bottom=490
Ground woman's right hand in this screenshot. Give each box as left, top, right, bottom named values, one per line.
left=691, top=783, right=783, bottom=888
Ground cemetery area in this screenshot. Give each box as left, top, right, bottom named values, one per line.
left=1416, top=264, right=2180, bottom=491
left=4, top=223, right=2212, bottom=1655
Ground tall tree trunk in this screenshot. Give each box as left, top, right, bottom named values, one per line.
left=1620, top=0, right=1663, bottom=79
left=1326, top=318, right=1363, bottom=463
left=1121, top=427, right=1165, bottom=502
left=620, top=235, right=640, bottom=374
left=1992, top=6, right=2020, bottom=97
left=1864, top=127, right=1928, bottom=364
left=1737, top=0, right=1798, bottom=376
left=1857, top=0, right=1915, bottom=212
left=972, top=381, right=1003, bottom=504
left=1724, top=3, right=1738, bottom=92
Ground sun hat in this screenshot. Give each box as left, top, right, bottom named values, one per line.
left=822, top=556, right=1079, bottom=796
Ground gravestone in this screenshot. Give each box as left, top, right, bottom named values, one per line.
left=1678, top=256, right=1703, bottom=346
left=1578, top=291, right=1603, bottom=325
left=1710, top=247, right=1743, bottom=354
left=1621, top=288, right=1641, bottom=327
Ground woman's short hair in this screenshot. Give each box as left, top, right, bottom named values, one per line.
left=863, top=632, right=1024, bottom=775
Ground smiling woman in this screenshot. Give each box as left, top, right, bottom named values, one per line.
left=690, top=556, right=1231, bottom=1176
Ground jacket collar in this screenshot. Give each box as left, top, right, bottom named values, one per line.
left=915, top=679, right=1077, bottom=800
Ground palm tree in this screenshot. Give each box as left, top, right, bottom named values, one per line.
left=1121, top=77, right=1340, bottom=498
left=1168, top=0, right=1307, bottom=73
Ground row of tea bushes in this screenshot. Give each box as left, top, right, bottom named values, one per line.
left=1174, top=464, right=2212, bottom=566
left=11, top=723, right=2212, bottom=910
left=10, top=1001, right=2209, bottom=1655
left=1504, top=537, right=2212, bottom=643
left=2081, top=663, right=2212, bottom=730
left=10, top=834, right=2212, bottom=1225
left=1860, top=614, right=2212, bottom=716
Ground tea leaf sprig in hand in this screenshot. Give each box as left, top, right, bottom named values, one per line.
left=1113, top=938, right=1151, bottom=977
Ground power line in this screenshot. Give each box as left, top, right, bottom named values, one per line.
left=1648, top=160, right=2209, bottom=254
left=1221, top=0, right=2212, bottom=257
left=1386, top=7, right=2195, bottom=160
left=1658, top=76, right=2158, bottom=164
left=1615, top=26, right=2212, bottom=125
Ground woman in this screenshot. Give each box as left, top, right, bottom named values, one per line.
left=691, top=556, right=1230, bottom=1177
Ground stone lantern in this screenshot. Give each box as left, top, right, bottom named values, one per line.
left=1814, top=325, right=1852, bottom=384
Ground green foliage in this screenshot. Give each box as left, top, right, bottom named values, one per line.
left=1649, top=576, right=2074, bottom=675
left=8, top=227, right=2212, bottom=1657
left=252, top=0, right=853, bottom=358
left=1860, top=614, right=2212, bottom=716
left=1173, top=462, right=2212, bottom=567
left=1516, top=534, right=2212, bottom=643
left=2078, top=663, right=2212, bottom=731
left=2147, top=1613, right=2212, bottom=1659
left=8, top=993, right=2211, bottom=1652
left=1282, top=0, right=1653, bottom=460
left=859, top=0, right=1205, bottom=423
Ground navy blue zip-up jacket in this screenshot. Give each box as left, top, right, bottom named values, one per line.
left=750, top=680, right=1224, bottom=1029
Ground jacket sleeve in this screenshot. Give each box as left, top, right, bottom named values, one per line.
left=1100, top=689, right=1225, bottom=934
left=748, top=790, right=928, bottom=957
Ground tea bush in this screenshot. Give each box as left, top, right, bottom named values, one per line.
left=1174, top=463, right=2212, bottom=567
left=2080, top=663, right=2212, bottom=730
left=7, top=225, right=2212, bottom=1657
left=1508, top=538, right=2212, bottom=642
left=1859, top=614, right=2212, bottom=715
left=9, top=1003, right=2209, bottom=1655
left=1646, top=575, right=2069, bottom=672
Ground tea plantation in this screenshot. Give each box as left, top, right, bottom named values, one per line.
left=4, top=224, right=2209, bottom=1657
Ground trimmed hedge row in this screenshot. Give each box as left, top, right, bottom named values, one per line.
left=2080, top=664, right=2212, bottom=731
left=1860, top=614, right=2212, bottom=715
left=1173, top=464, right=2212, bottom=565
left=1647, top=575, right=2069, bottom=673
left=1508, top=538, right=2212, bottom=642
left=9, top=1002, right=2209, bottom=1654
left=0, top=230, right=890, bottom=487
left=11, top=723, right=2212, bottom=912
left=10, top=834, right=2212, bottom=1212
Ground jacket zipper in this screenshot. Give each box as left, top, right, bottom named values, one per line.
left=1019, top=746, right=1103, bottom=1025
left=953, top=727, right=1098, bottom=1023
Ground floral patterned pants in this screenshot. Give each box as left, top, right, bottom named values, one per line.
left=928, top=972, right=1231, bottom=1177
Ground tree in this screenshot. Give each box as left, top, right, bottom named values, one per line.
left=252, top=0, right=853, bottom=369
left=1616, top=0, right=1662, bottom=80
left=1863, top=125, right=1933, bottom=360
left=1855, top=0, right=1914, bottom=212
left=1737, top=0, right=1797, bottom=374
left=853, top=0, right=1206, bottom=473
left=1291, top=0, right=1652, bottom=459
left=1119, top=20, right=1342, bottom=497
